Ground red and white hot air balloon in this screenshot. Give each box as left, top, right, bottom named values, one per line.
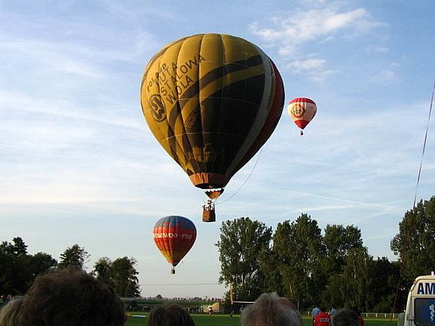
left=288, top=97, right=317, bottom=135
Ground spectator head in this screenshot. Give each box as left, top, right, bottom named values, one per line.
left=18, top=267, right=126, bottom=326
left=148, top=304, right=195, bottom=326
left=0, top=296, right=24, bottom=326
left=331, top=309, right=360, bottom=326
left=241, top=292, right=303, bottom=326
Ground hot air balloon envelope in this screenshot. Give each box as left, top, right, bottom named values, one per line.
left=153, top=215, right=197, bottom=273
left=288, top=97, right=317, bottom=133
left=140, top=34, right=285, bottom=194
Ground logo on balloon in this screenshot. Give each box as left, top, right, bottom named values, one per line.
left=291, top=103, right=306, bottom=118
left=149, top=94, right=166, bottom=122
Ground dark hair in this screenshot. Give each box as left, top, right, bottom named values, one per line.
left=18, top=267, right=126, bottom=326
left=148, top=304, right=195, bottom=326
left=331, top=309, right=360, bottom=326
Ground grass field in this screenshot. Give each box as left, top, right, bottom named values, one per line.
left=126, top=313, right=399, bottom=326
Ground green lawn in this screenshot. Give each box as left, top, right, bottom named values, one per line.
left=127, top=313, right=241, bottom=326
left=126, top=313, right=398, bottom=326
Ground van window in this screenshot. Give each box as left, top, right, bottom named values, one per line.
left=415, top=298, right=435, bottom=326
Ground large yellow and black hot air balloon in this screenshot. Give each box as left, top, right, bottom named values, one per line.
left=140, top=34, right=285, bottom=221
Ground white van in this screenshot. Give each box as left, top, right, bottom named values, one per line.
left=403, top=273, right=435, bottom=326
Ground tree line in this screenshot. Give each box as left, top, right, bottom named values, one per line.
left=0, top=240, right=140, bottom=297
left=2, top=196, right=434, bottom=312
left=216, top=196, right=435, bottom=313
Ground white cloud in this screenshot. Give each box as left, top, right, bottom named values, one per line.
left=286, top=58, right=327, bottom=72
left=250, top=5, right=386, bottom=83
left=0, top=39, right=105, bottom=78
left=368, top=62, right=401, bottom=85
left=365, top=45, right=390, bottom=54
left=285, top=58, right=339, bottom=83
left=251, top=8, right=384, bottom=53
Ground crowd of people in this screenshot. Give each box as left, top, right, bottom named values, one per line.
left=0, top=267, right=367, bottom=326
left=311, top=305, right=365, bottom=326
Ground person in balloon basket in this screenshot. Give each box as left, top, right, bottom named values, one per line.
left=314, top=306, right=331, bottom=326
left=241, top=292, right=303, bottom=326
left=15, top=267, right=127, bottom=326
left=148, top=304, right=195, bottom=326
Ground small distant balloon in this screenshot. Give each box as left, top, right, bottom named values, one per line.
left=288, top=97, right=317, bottom=135
left=153, top=215, right=197, bottom=274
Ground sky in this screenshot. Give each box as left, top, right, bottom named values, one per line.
left=1, top=0, right=434, bottom=299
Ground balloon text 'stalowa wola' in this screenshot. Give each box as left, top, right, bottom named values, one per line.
left=140, top=34, right=285, bottom=198
left=153, top=215, right=197, bottom=274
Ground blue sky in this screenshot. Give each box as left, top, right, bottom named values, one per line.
left=1, top=0, right=434, bottom=298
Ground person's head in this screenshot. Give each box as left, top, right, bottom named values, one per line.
left=18, top=267, right=126, bottom=326
left=0, top=296, right=24, bottom=326
left=148, top=304, right=195, bottom=326
left=331, top=309, right=360, bottom=326
left=241, top=292, right=302, bottom=326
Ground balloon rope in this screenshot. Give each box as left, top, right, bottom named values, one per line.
left=394, top=80, right=434, bottom=316
left=216, top=148, right=264, bottom=205
left=413, top=78, right=435, bottom=208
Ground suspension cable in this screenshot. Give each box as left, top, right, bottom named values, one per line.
left=413, top=79, right=435, bottom=208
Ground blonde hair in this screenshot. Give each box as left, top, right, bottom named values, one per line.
left=0, top=297, right=24, bottom=326
left=241, top=293, right=303, bottom=326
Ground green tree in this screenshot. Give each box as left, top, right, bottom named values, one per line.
left=321, top=224, right=364, bottom=305
left=390, top=197, right=435, bottom=280
left=323, top=273, right=346, bottom=308
left=216, top=217, right=272, bottom=301
left=323, top=224, right=363, bottom=274
left=29, top=252, right=57, bottom=277
left=271, top=214, right=324, bottom=309
left=258, top=247, right=281, bottom=294
left=367, top=257, right=403, bottom=312
left=58, top=244, right=89, bottom=269
left=340, top=247, right=371, bottom=311
left=0, top=237, right=33, bottom=294
left=10, top=237, right=28, bottom=256
left=0, top=238, right=56, bottom=294
left=111, top=257, right=140, bottom=297
left=93, top=257, right=114, bottom=287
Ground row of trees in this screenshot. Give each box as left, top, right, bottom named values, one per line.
left=216, top=196, right=435, bottom=313
left=2, top=196, right=434, bottom=312
left=0, top=240, right=140, bottom=297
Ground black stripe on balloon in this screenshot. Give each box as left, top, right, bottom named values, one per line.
left=198, top=55, right=264, bottom=90
left=169, top=80, right=266, bottom=178
left=167, top=54, right=264, bottom=125
left=166, top=55, right=265, bottom=171
left=196, top=74, right=266, bottom=176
